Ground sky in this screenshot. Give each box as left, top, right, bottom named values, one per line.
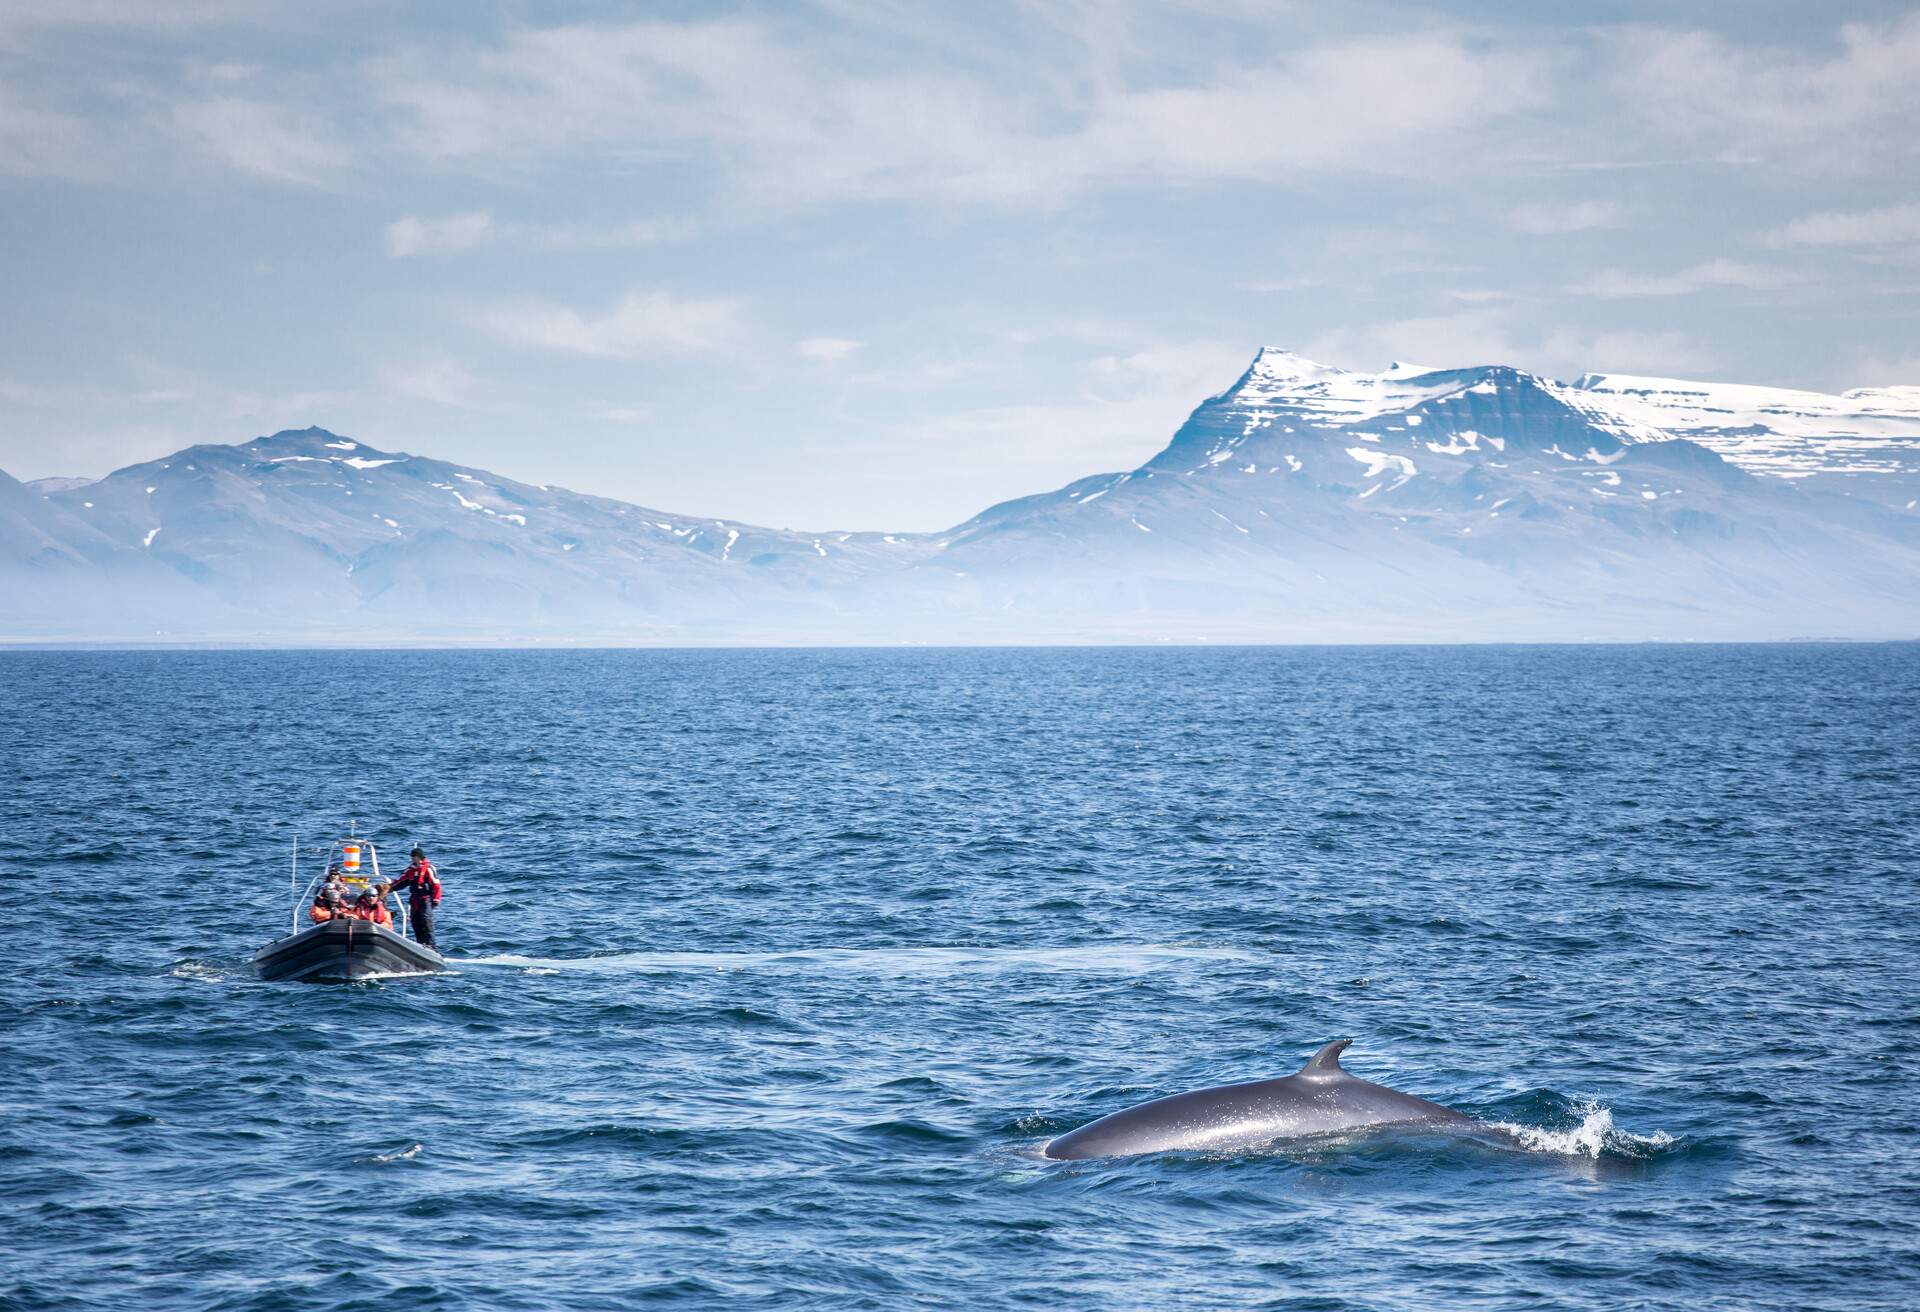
left=3, top=1, right=1919, bottom=532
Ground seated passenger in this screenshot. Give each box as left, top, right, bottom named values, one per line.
left=352, top=888, right=392, bottom=927
left=310, top=886, right=348, bottom=923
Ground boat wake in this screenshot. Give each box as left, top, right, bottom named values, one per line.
left=452, top=943, right=1259, bottom=977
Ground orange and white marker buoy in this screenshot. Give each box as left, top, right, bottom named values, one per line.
left=341, top=842, right=361, bottom=872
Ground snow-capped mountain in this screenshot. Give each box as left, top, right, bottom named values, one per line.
left=932, top=349, right=1919, bottom=639
left=3, top=351, right=1917, bottom=642
left=2, top=427, right=936, bottom=641
left=1567, top=371, right=1920, bottom=503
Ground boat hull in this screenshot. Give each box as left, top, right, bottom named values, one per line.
left=253, top=918, right=445, bottom=983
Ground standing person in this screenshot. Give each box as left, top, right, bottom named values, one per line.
left=389, top=845, right=442, bottom=948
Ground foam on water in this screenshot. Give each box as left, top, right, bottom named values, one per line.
left=1490, top=1103, right=1677, bottom=1161
left=167, top=959, right=233, bottom=983
left=369, top=1143, right=423, bottom=1164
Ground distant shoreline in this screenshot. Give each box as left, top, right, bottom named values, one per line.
left=2, top=636, right=1912, bottom=653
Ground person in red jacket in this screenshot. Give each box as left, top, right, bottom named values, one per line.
left=389, top=845, right=442, bottom=947
left=309, top=884, right=347, bottom=923
left=351, top=887, right=393, bottom=928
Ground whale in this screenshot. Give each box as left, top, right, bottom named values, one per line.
left=1044, top=1038, right=1470, bottom=1159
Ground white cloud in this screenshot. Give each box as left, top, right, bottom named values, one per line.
left=1506, top=199, right=1626, bottom=235
left=4, top=78, right=348, bottom=187
left=796, top=336, right=861, bottom=362
left=1770, top=202, right=1920, bottom=247
left=478, top=288, right=746, bottom=358
left=169, top=97, right=350, bottom=185
left=1069, top=39, right=1546, bottom=188
left=1567, top=258, right=1795, bottom=299
left=370, top=21, right=1548, bottom=207
left=11, top=11, right=1920, bottom=202
left=1605, top=15, right=1920, bottom=175
left=386, top=211, right=494, bottom=257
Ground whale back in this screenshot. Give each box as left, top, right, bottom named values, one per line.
left=1043, top=1038, right=1467, bottom=1160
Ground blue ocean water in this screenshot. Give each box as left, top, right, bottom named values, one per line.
left=3, top=646, right=1917, bottom=1311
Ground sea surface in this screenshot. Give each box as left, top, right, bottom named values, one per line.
left=3, top=646, right=1918, bottom=1311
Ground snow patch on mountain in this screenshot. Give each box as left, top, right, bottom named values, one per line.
left=1346, top=447, right=1418, bottom=484
left=1566, top=371, right=1920, bottom=479
left=1221, top=348, right=1468, bottom=426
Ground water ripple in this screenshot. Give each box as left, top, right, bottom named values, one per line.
left=3, top=645, right=1917, bottom=1311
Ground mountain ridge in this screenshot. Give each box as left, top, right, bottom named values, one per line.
left=5, top=352, right=1917, bottom=643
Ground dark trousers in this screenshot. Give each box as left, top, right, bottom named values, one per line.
left=410, top=902, right=435, bottom=948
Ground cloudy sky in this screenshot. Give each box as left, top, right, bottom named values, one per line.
left=4, top=1, right=1919, bottom=530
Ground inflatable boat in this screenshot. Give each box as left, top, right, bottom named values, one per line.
left=254, top=832, right=445, bottom=983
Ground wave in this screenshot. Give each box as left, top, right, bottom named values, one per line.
left=168, top=959, right=232, bottom=983
left=1488, top=1101, right=1677, bottom=1161
left=449, top=943, right=1259, bottom=977
left=367, top=1143, right=422, bottom=1164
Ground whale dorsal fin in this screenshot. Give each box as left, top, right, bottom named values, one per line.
left=1301, top=1038, right=1353, bottom=1076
